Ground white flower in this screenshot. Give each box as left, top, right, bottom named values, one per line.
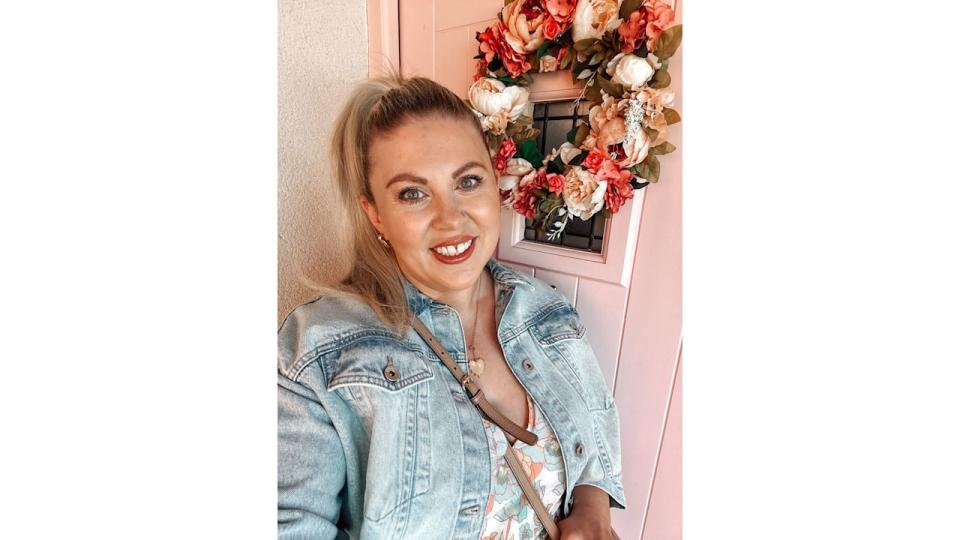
left=572, top=0, right=623, bottom=42
left=621, top=126, right=650, bottom=168
left=558, top=142, right=582, bottom=164
left=498, top=158, right=534, bottom=192
left=544, top=142, right=582, bottom=165
left=563, top=167, right=608, bottom=220
left=468, top=77, right=529, bottom=121
left=540, top=54, right=559, bottom=73
left=606, top=52, right=655, bottom=89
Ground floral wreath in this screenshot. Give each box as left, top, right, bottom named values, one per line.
left=468, top=0, right=682, bottom=238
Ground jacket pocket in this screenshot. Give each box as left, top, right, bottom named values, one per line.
left=324, top=338, right=434, bottom=523
left=531, top=304, right=613, bottom=412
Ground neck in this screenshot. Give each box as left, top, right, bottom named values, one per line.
left=404, top=270, right=489, bottom=317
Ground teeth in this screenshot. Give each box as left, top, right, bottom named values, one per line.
left=433, top=239, right=473, bottom=257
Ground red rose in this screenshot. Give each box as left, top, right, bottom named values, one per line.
left=498, top=138, right=517, bottom=161
left=583, top=147, right=606, bottom=173
left=604, top=178, right=634, bottom=214
left=542, top=15, right=562, bottom=41
left=512, top=190, right=538, bottom=219
left=474, top=58, right=489, bottom=82
left=545, top=172, right=565, bottom=194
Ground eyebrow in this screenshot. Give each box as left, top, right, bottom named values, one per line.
left=384, top=161, right=487, bottom=189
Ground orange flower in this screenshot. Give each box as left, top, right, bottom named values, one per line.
left=477, top=22, right=532, bottom=77
left=617, top=9, right=647, bottom=54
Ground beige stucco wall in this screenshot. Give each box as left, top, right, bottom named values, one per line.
left=278, top=0, right=368, bottom=324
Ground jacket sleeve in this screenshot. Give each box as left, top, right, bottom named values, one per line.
left=278, top=368, right=348, bottom=539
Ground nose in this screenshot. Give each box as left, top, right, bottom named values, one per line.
left=432, top=192, right=466, bottom=228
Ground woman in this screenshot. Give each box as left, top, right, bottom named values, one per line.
left=278, top=75, right=625, bottom=539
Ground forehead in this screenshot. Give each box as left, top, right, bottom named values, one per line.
left=367, top=115, right=489, bottom=183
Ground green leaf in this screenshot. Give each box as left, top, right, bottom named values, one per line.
left=566, top=126, right=577, bottom=144
left=573, top=38, right=599, bottom=52
left=596, top=76, right=624, bottom=99
left=518, top=139, right=544, bottom=168
left=642, top=126, right=659, bottom=143
left=649, top=142, right=676, bottom=156
left=536, top=41, right=552, bottom=59
left=645, top=155, right=661, bottom=183
left=648, top=67, right=671, bottom=89
left=663, top=107, right=682, bottom=125
left=619, top=0, right=643, bottom=18
left=574, top=123, right=590, bottom=146
left=653, top=25, right=682, bottom=60
left=559, top=49, right=574, bottom=70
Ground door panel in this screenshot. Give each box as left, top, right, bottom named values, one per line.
left=395, top=2, right=681, bottom=537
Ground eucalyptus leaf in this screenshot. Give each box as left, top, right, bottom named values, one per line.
left=643, top=126, right=659, bottom=143
left=649, top=141, right=677, bottom=155
left=653, top=25, right=682, bottom=60
left=596, top=77, right=624, bottom=99
left=648, top=67, right=671, bottom=89
left=577, top=69, right=593, bottom=80
left=663, top=107, right=682, bottom=125
left=646, top=155, right=661, bottom=183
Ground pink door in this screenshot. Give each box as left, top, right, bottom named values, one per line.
left=374, top=1, right=683, bottom=536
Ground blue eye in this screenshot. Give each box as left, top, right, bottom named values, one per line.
left=398, top=188, right=425, bottom=202
left=459, top=175, right=482, bottom=190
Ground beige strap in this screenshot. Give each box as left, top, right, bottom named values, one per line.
left=411, top=316, right=537, bottom=446
left=503, top=442, right=562, bottom=540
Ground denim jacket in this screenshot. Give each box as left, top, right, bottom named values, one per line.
left=278, top=258, right=626, bottom=539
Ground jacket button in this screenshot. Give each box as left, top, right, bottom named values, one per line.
left=383, top=356, right=400, bottom=381
left=522, top=358, right=534, bottom=372
left=575, top=442, right=585, bottom=457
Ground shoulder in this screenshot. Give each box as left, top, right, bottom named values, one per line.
left=489, top=259, right=581, bottom=335
left=278, top=291, right=398, bottom=381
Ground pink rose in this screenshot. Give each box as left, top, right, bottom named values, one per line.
left=502, top=0, right=547, bottom=54
left=545, top=172, right=565, bottom=194
left=644, top=0, right=675, bottom=52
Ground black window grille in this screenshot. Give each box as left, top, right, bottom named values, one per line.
left=522, top=100, right=605, bottom=253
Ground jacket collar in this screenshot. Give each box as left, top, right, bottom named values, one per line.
left=400, top=257, right=531, bottom=318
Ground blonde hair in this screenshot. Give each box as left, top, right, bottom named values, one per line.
left=326, top=73, right=486, bottom=332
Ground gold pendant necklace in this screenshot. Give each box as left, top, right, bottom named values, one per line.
left=467, top=276, right=486, bottom=376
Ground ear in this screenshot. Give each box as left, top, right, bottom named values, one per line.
left=359, top=194, right=385, bottom=238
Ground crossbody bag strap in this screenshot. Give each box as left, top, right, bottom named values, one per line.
left=410, top=316, right=559, bottom=540
left=411, top=316, right=537, bottom=446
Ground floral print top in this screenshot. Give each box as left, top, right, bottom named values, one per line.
left=478, top=393, right=567, bottom=540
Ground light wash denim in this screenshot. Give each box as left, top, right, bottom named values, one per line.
left=278, top=258, right=626, bottom=539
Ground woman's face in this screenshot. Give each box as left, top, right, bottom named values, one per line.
left=361, top=114, right=500, bottom=300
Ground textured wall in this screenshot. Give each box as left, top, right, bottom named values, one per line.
left=278, top=0, right=368, bottom=324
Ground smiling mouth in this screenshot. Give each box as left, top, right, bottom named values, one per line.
left=430, top=238, right=474, bottom=257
